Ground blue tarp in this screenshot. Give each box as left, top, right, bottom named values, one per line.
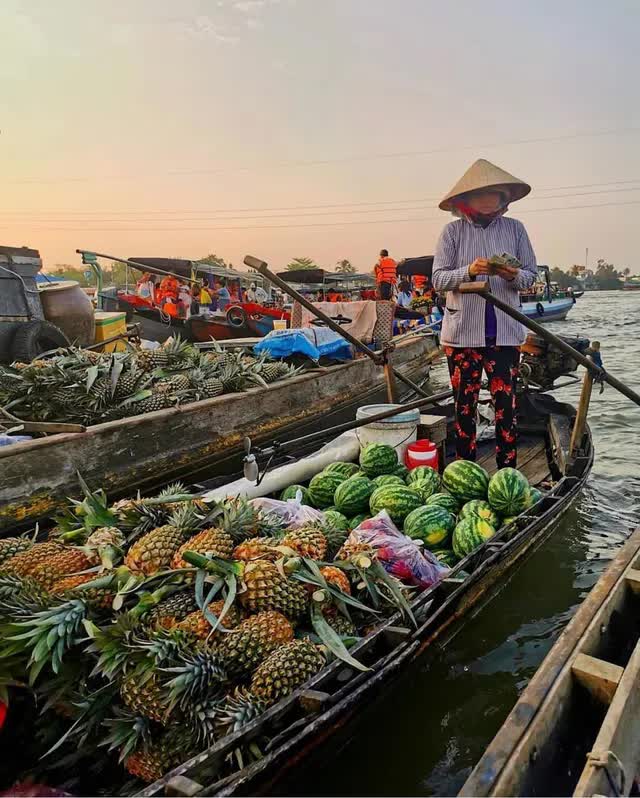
left=254, top=328, right=353, bottom=362
left=36, top=273, right=63, bottom=283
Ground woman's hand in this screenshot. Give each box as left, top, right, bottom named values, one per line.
left=468, top=258, right=490, bottom=277
left=494, top=264, right=519, bottom=282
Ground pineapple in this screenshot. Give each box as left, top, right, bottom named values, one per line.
left=215, top=687, right=267, bottom=737
left=125, top=505, right=202, bottom=576
left=218, top=362, right=247, bottom=393
left=88, top=375, right=114, bottom=408
left=239, top=560, right=308, bottom=620
left=335, top=539, right=377, bottom=565
left=145, top=590, right=199, bottom=629
left=201, top=378, right=224, bottom=399
left=280, top=525, right=328, bottom=560
left=218, top=497, right=280, bottom=543
left=2, top=541, right=67, bottom=578
left=0, top=536, right=33, bottom=566
left=171, top=527, right=234, bottom=569
left=29, top=546, right=98, bottom=591
left=319, top=566, right=351, bottom=595
left=112, top=499, right=170, bottom=540
left=217, top=610, right=294, bottom=677
left=136, top=348, right=170, bottom=372
left=249, top=640, right=325, bottom=706
left=260, top=361, right=290, bottom=383
left=124, top=728, right=198, bottom=783
left=326, top=612, right=358, bottom=638
left=232, top=537, right=279, bottom=562
left=155, top=374, right=191, bottom=394
left=125, top=390, right=172, bottom=416
left=177, top=600, right=244, bottom=641
left=114, top=369, right=146, bottom=399
left=120, top=671, right=171, bottom=724
left=50, top=572, right=114, bottom=609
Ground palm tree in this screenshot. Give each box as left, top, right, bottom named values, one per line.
left=286, top=257, right=317, bottom=271
left=623, top=267, right=631, bottom=277
left=335, top=259, right=355, bottom=274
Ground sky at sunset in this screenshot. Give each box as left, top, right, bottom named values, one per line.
left=2, top=0, right=640, bottom=273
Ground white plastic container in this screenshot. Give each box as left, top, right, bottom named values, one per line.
left=355, top=404, right=420, bottom=461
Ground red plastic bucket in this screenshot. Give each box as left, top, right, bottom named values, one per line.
left=405, top=439, right=438, bottom=470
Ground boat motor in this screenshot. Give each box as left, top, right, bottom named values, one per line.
left=520, top=332, right=591, bottom=390
left=242, top=436, right=259, bottom=483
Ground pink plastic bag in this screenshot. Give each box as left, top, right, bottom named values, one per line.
left=344, top=510, right=449, bottom=588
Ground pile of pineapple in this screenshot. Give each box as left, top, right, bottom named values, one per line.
left=0, top=482, right=413, bottom=789
left=0, top=338, right=299, bottom=426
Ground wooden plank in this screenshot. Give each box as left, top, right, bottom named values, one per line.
left=164, top=776, right=203, bottom=796
left=625, top=568, right=640, bottom=594
left=549, top=413, right=572, bottom=475
left=460, top=527, right=640, bottom=797
left=571, top=653, right=623, bottom=705
left=569, top=347, right=598, bottom=457
left=574, top=636, right=640, bottom=797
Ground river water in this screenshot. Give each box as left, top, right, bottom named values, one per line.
left=284, top=290, right=640, bottom=797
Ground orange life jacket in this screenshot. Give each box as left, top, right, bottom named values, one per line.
left=375, top=257, right=397, bottom=285
left=413, top=274, right=427, bottom=289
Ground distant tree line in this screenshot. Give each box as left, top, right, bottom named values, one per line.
left=550, top=259, right=633, bottom=291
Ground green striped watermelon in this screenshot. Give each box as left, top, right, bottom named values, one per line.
left=392, top=464, right=410, bottom=480
left=431, top=548, right=459, bottom=568
left=324, top=462, right=361, bottom=478
left=442, top=460, right=489, bottom=502
left=349, top=513, right=370, bottom=529
left=488, top=468, right=531, bottom=516
left=323, top=509, right=350, bottom=532
left=280, top=484, right=310, bottom=503
left=334, top=477, right=375, bottom=516
left=452, top=517, right=496, bottom=559
left=369, top=484, right=422, bottom=523
left=307, top=471, right=345, bottom=509
left=406, top=466, right=441, bottom=487
left=459, top=500, right=500, bottom=528
left=425, top=492, right=461, bottom=515
left=372, top=474, right=405, bottom=488
left=528, top=487, right=543, bottom=506
left=359, top=443, right=399, bottom=477
left=411, top=480, right=440, bottom=503
left=403, top=505, right=455, bottom=548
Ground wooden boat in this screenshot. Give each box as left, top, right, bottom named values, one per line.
left=136, top=390, right=594, bottom=798
left=0, top=332, right=438, bottom=533
left=460, top=525, right=640, bottom=798
left=520, top=295, right=576, bottom=322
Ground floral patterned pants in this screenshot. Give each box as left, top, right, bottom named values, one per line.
left=445, top=345, right=520, bottom=468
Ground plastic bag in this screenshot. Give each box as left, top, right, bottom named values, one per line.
left=249, top=496, right=325, bottom=530
left=345, top=510, right=449, bottom=588
left=254, top=329, right=353, bottom=362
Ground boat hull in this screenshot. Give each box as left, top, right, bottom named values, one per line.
left=520, top=297, right=575, bottom=322
left=0, top=335, right=438, bottom=532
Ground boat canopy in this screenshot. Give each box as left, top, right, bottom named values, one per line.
left=397, top=255, right=434, bottom=278
left=276, top=268, right=375, bottom=287
left=127, top=257, right=262, bottom=283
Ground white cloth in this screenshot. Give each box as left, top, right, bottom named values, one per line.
left=300, top=300, right=377, bottom=343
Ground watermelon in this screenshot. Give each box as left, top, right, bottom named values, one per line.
left=411, top=480, right=441, bottom=503
left=403, top=505, right=455, bottom=548
left=372, top=474, right=405, bottom=488
left=488, top=468, right=531, bottom=516
left=431, top=548, right=459, bottom=568
left=279, top=484, right=310, bottom=503
left=334, top=477, right=375, bottom=516
left=459, top=500, right=500, bottom=528
left=346, top=471, right=367, bottom=480
left=528, top=487, right=543, bottom=506
left=307, top=472, right=344, bottom=509
left=359, top=443, right=398, bottom=477
left=392, top=464, right=410, bottom=480
left=452, top=517, right=496, bottom=559
left=349, top=513, right=370, bottom=529
left=369, top=484, right=422, bottom=523
left=324, top=462, right=361, bottom=478
left=443, top=460, right=489, bottom=502
left=406, top=466, right=441, bottom=487
left=425, top=492, right=461, bottom=515
left=323, top=509, right=350, bottom=532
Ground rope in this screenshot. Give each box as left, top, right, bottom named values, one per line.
left=585, top=749, right=626, bottom=796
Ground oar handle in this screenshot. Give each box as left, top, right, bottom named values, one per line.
left=458, top=281, right=489, bottom=294
left=464, top=285, right=640, bottom=410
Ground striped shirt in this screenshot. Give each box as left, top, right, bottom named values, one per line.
left=432, top=215, right=537, bottom=348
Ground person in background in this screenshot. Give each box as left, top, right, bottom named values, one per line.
left=136, top=272, right=155, bottom=302
left=247, top=282, right=269, bottom=304
left=360, top=286, right=377, bottom=301
left=215, top=278, right=231, bottom=311
left=158, top=273, right=179, bottom=305
left=374, top=249, right=397, bottom=300
left=199, top=282, right=213, bottom=313
left=432, top=158, right=537, bottom=468
left=396, top=280, right=413, bottom=308
left=177, top=283, right=192, bottom=318
left=326, top=287, right=340, bottom=302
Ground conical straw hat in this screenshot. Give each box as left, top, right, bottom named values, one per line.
left=439, top=158, right=531, bottom=211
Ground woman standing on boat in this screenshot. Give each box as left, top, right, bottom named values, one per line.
left=432, top=159, right=538, bottom=467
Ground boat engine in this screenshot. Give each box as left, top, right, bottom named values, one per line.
left=520, top=332, right=591, bottom=390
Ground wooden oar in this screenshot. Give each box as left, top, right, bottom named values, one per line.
left=244, top=255, right=435, bottom=401
left=459, top=281, right=640, bottom=408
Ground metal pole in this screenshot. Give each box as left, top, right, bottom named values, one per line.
left=459, top=282, right=640, bottom=409
left=76, top=250, right=200, bottom=285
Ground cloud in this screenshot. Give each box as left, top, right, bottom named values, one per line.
left=233, top=0, right=267, bottom=12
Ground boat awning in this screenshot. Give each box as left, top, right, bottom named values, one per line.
left=276, top=269, right=376, bottom=287
left=397, top=256, right=434, bottom=278
left=127, top=257, right=261, bottom=282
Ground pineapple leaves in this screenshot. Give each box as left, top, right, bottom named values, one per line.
left=310, top=605, right=369, bottom=672
left=109, top=356, right=124, bottom=398
left=85, top=365, right=99, bottom=393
